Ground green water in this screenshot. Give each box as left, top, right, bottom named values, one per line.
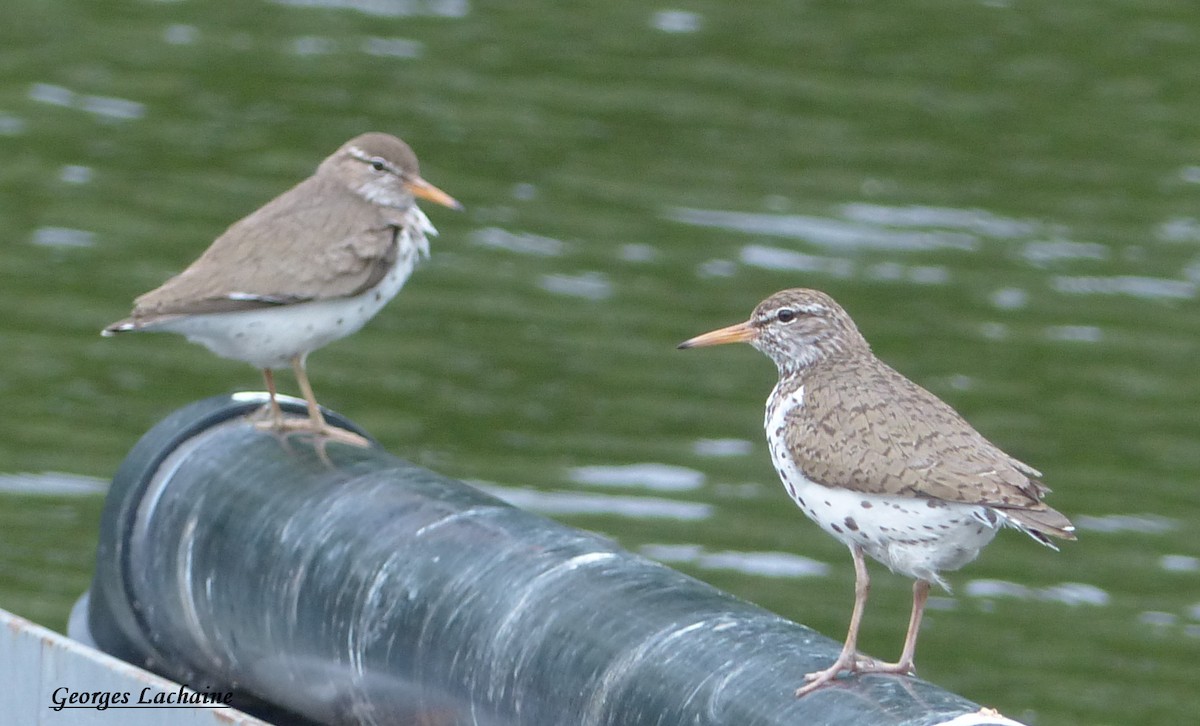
left=2, top=1, right=1198, bottom=723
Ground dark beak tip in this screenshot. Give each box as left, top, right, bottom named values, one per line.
left=676, top=341, right=693, bottom=350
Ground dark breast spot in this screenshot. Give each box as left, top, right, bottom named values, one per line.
left=844, top=517, right=858, bottom=532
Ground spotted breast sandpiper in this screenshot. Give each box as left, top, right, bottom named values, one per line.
left=104, top=133, right=461, bottom=446
left=680, top=288, right=1075, bottom=696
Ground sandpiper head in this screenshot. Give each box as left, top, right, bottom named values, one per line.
left=323, top=132, right=462, bottom=211
left=678, top=288, right=869, bottom=373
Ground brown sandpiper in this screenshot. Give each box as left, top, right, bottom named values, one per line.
left=104, top=132, right=461, bottom=446
left=679, top=288, right=1075, bottom=696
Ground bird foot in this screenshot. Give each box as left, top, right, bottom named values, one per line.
left=795, top=652, right=859, bottom=697
left=252, top=417, right=371, bottom=448
left=852, top=654, right=891, bottom=671
left=795, top=652, right=914, bottom=697
left=795, top=664, right=848, bottom=697
left=250, top=402, right=285, bottom=427
left=855, top=657, right=916, bottom=675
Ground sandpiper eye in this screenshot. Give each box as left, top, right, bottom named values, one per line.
left=777, top=308, right=797, bottom=323
left=369, top=159, right=386, bottom=172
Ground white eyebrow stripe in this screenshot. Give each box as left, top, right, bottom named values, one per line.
left=346, top=146, right=401, bottom=174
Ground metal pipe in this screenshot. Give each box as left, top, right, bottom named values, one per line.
left=84, top=394, right=1021, bottom=726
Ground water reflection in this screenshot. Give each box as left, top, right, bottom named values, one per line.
left=1159, top=555, right=1199, bottom=573
left=649, top=11, right=703, bottom=35
left=1073, top=513, right=1176, bottom=534
left=1050, top=275, right=1196, bottom=300
left=31, top=227, right=96, bottom=249
left=668, top=206, right=981, bottom=252
left=567, top=463, right=705, bottom=491
left=640, top=543, right=830, bottom=579
left=471, top=227, right=565, bottom=257
left=28, top=83, right=146, bottom=122
left=0, top=472, right=107, bottom=496
left=473, top=482, right=711, bottom=521
left=964, top=579, right=1110, bottom=607
left=266, top=0, right=469, bottom=18
left=691, top=438, right=753, bottom=458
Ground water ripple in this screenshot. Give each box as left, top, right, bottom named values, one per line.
left=1052, top=275, right=1197, bottom=300
left=1161, top=555, right=1200, bottom=573
left=651, top=10, right=703, bottom=34
left=31, top=227, right=96, bottom=248
left=163, top=24, right=199, bottom=45
left=1155, top=216, right=1200, bottom=243
left=362, top=37, right=424, bottom=58
left=472, top=227, right=565, bottom=256
left=695, top=259, right=736, bottom=278
left=28, top=83, right=146, bottom=121
left=1021, top=239, right=1109, bottom=267
left=568, top=463, right=705, bottom=491
left=291, top=36, right=336, bottom=55
left=0, top=114, right=25, bottom=135
left=1074, top=513, right=1177, bottom=534
left=1138, top=611, right=1177, bottom=627
left=0, top=471, right=108, bottom=496
left=841, top=203, right=1038, bottom=239
left=1043, top=325, right=1103, bottom=343
left=668, top=207, right=980, bottom=252
left=738, top=245, right=853, bottom=277
left=965, top=579, right=1110, bottom=606
left=990, top=287, right=1028, bottom=310
left=641, top=544, right=829, bottom=578
left=59, top=165, right=93, bottom=185
left=691, top=438, right=753, bottom=458
left=472, top=482, right=711, bottom=521
left=270, top=0, right=469, bottom=17
left=538, top=271, right=612, bottom=300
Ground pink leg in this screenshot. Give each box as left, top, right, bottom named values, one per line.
left=796, top=545, right=871, bottom=696
left=252, top=357, right=368, bottom=448
left=859, top=578, right=930, bottom=675
left=261, top=369, right=284, bottom=427
left=289, top=355, right=369, bottom=447
left=290, top=355, right=328, bottom=430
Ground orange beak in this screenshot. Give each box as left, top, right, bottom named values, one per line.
left=405, top=176, right=463, bottom=211
left=677, top=320, right=756, bottom=349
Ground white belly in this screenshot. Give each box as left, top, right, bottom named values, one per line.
left=151, top=245, right=419, bottom=369
left=764, top=384, right=1000, bottom=586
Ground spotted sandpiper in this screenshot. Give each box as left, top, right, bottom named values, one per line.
left=679, top=288, right=1074, bottom=696
left=104, top=133, right=461, bottom=446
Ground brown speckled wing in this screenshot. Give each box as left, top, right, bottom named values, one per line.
left=128, top=174, right=399, bottom=321
left=782, top=356, right=1050, bottom=509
